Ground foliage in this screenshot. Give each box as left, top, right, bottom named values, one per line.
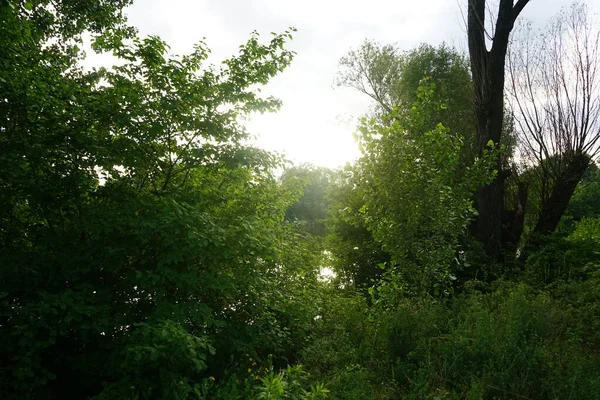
left=0, top=1, right=325, bottom=398
left=336, top=41, right=477, bottom=165
left=281, top=165, right=334, bottom=237
left=355, top=81, right=498, bottom=298
left=524, top=216, right=600, bottom=286
left=336, top=41, right=472, bottom=123
left=396, top=44, right=474, bottom=146
left=3, top=1, right=600, bottom=399
left=1, top=0, right=135, bottom=40
left=336, top=38, right=403, bottom=115
left=302, top=283, right=600, bottom=399
left=562, top=163, right=600, bottom=226
left=326, top=165, right=390, bottom=288
left=331, top=41, right=505, bottom=292
left=194, top=358, right=329, bottom=400
left=408, top=284, right=600, bottom=399
left=255, top=365, right=330, bottom=400
left=300, top=290, right=398, bottom=399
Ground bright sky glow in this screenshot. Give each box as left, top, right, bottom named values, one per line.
left=119, top=0, right=589, bottom=169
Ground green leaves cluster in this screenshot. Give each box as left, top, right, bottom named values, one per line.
left=336, top=41, right=476, bottom=162
left=0, top=2, right=324, bottom=398
left=352, top=81, right=499, bottom=298
left=329, top=42, right=492, bottom=294
left=256, top=365, right=330, bottom=400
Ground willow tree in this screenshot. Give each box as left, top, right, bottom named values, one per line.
left=507, top=2, right=600, bottom=236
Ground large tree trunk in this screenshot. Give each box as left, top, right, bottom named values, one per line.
left=467, top=0, right=529, bottom=259
left=534, top=152, right=590, bottom=234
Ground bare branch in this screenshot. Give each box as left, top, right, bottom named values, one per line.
left=506, top=1, right=600, bottom=233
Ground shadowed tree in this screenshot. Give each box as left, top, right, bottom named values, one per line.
left=467, top=0, right=530, bottom=258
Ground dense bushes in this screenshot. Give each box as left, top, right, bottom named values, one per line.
left=301, top=283, right=600, bottom=399
left=0, top=2, right=328, bottom=398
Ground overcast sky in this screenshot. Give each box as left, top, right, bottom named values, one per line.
left=121, top=0, right=597, bottom=168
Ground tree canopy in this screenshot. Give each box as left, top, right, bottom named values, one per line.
left=1, top=2, right=329, bottom=398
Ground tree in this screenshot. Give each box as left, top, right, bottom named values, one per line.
left=336, top=39, right=402, bottom=115
left=352, top=82, right=497, bottom=298
left=331, top=42, right=484, bottom=290
left=467, top=0, right=530, bottom=258
left=336, top=41, right=475, bottom=140
left=507, top=1, right=600, bottom=237
left=0, top=2, right=324, bottom=398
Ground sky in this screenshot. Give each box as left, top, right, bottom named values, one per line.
left=118, top=0, right=596, bottom=169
